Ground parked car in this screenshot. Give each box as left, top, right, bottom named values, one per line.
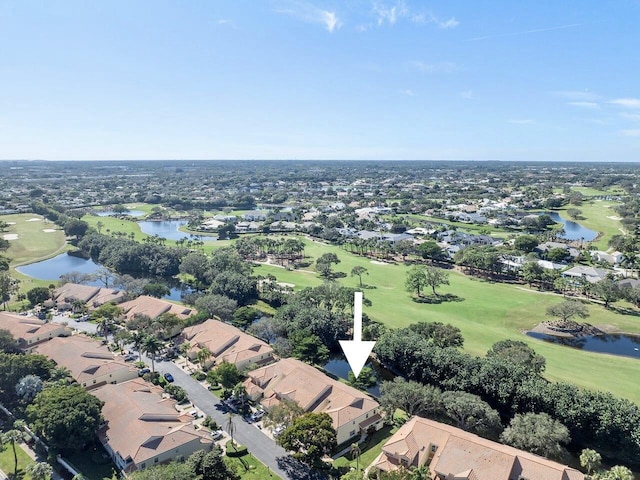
left=123, top=354, right=136, bottom=362
left=163, top=372, right=174, bottom=383
left=188, top=410, right=198, bottom=418
left=210, top=430, right=223, bottom=440
left=77, top=314, right=90, bottom=322
left=251, top=410, right=265, bottom=421
left=138, top=368, right=151, bottom=376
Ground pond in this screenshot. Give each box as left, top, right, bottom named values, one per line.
left=16, top=252, right=190, bottom=301
left=138, top=220, right=217, bottom=242
left=545, top=211, right=598, bottom=241
left=322, top=355, right=395, bottom=398
left=96, top=210, right=146, bottom=217
left=527, top=331, right=640, bottom=359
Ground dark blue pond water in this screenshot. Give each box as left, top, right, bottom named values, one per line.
left=527, top=331, right=640, bottom=359
left=97, top=210, right=145, bottom=217
left=138, top=220, right=217, bottom=242
left=16, top=253, right=188, bottom=301
left=322, top=356, right=396, bottom=398
left=545, top=211, right=598, bottom=241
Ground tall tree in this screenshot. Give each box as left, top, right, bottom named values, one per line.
left=2, top=421, right=25, bottom=479
left=424, top=265, right=450, bottom=296
left=0, top=271, right=18, bottom=310
left=405, top=265, right=427, bottom=296
left=350, top=266, right=368, bottom=288
left=380, top=378, right=442, bottom=418
left=277, top=412, right=337, bottom=466
left=546, top=300, right=590, bottom=324
left=500, top=412, right=570, bottom=460
left=441, top=391, right=502, bottom=436
left=26, top=461, right=53, bottom=480
left=141, top=335, right=163, bottom=373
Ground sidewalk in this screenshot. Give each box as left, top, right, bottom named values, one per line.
left=18, top=441, right=64, bottom=480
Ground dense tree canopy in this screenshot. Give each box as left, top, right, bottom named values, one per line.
left=277, top=412, right=337, bottom=466
left=26, top=385, right=104, bottom=452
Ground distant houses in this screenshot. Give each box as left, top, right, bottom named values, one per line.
left=118, top=295, right=195, bottom=322
left=373, top=416, right=584, bottom=480
left=51, top=283, right=126, bottom=310
left=244, top=358, right=383, bottom=444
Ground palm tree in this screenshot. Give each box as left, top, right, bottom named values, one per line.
left=131, top=331, right=146, bottom=361
left=226, top=413, right=236, bottom=446
left=3, top=422, right=25, bottom=479
left=15, top=374, right=43, bottom=403
left=232, top=383, right=248, bottom=411
left=95, top=220, right=104, bottom=234
left=141, top=335, right=163, bottom=373
left=196, top=347, right=212, bottom=371
left=350, top=442, right=361, bottom=472
left=26, top=461, right=53, bottom=480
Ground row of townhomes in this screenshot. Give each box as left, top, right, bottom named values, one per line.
left=375, top=416, right=585, bottom=480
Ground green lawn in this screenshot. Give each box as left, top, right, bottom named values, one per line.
left=226, top=451, right=281, bottom=480
left=556, top=200, right=623, bottom=250
left=251, top=235, right=640, bottom=404
left=0, top=442, right=34, bottom=480
left=333, top=424, right=398, bottom=472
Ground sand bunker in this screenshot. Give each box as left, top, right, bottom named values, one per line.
left=370, top=260, right=388, bottom=265
left=2, top=234, right=18, bottom=240
left=6, top=222, right=16, bottom=225
left=42, top=229, right=57, bottom=233
left=26, top=218, right=42, bottom=222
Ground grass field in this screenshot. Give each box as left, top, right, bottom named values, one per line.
left=333, top=424, right=398, bottom=472
left=0, top=442, right=34, bottom=480
left=251, top=236, right=640, bottom=404
left=226, top=450, right=281, bottom=480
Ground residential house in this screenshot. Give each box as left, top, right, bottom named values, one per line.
left=244, top=358, right=383, bottom=444
left=179, top=319, right=274, bottom=370
left=0, top=312, right=70, bottom=351
left=242, top=210, right=268, bottom=221
left=53, top=283, right=126, bottom=310
left=118, top=295, right=194, bottom=322
left=562, top=265, right=612, bottom=284
left=591, top=251, right=624, bottom=265
left=93, top=378, right=213, bottom=474
left=374, top=416, right=584, bottom=480
left=34, top=335, right=138, bottom=389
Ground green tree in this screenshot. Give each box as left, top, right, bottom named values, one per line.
left=0, top=271, right=18, bottom=310
left=500, top=412, right=570, bottom=460
left=441, top=391, right=502, bottom=436
left=141, top=335, right=163, bottom=373
left=513, top=235, right=539, bottom=253
left=316, top=252, right=340, bottom=279
left=486, top=340, right=546, bottom=374
left=603, top=465, right=634, bottom=480
left=26, top=287, right=51, bottom=306
left=27, top=385, right=103, bottom=452
left=196, top=347, right=212, bottom=371
left=208, top=361, right=242, bottom=389
left=195, top=294, right=238, bottom=322
left=405, top=265, right=427, bottom=296
left=347, top=367, right=377, bottom=390
left=186, top=448, right=239, bottom=480
left=277, top=412, right=337, bottom=466
left=0, top=328, right=19, bottom=353
left=567, top=208, right=582, bottom=220
left=350, top=266, right=368, bottom=288
left=380, top=377, right=442, bottom=418
left=26, top=461, right=53, bottom=480
left=579, top=449, right=602, bottom=475
left=226, top=413, right=236, bottom=445
left=141, top=282, right=171, bottom=298
left=15, top=374, right=44, bottom=403
left=128, top=462, right=192, bottom=480
left=263, top=398, right=304, bottom=430
left=232, top=306, right=260, bottom=331
left=417, top=241, right=446, bottom=261
left=292, top=333, right=330, bottom=364
left=2, top=422, right=25, bottom=479
left=546, top=300, right=590, bottom=324
left=593, top=277, right=621, bottom=308
left=424, top=265, right=449, bottom=296
left=350, top=442, right=361, bottom=473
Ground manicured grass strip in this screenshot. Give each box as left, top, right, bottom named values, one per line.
left=333, top=424, right=398, bottom=472
left=226, top=450, right=281, bottom=480
left=0, top=442, right=34, bottom=480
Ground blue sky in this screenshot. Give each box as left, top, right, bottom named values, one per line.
left=1, top=0, right=639, bottom=161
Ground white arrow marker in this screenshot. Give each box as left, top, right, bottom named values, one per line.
left=339, top=292, right=376, bottom=378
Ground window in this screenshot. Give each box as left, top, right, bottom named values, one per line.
left=431, top=445, right=437, bottom=453
left=140, top=463, right=146, bottom=469
left=349, top=430, right=356, bottom=437
left=154, top=458, right=159, bottom=463
left=365, top=413, right=369, bottom=418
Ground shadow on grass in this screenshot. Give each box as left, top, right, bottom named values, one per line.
left=608, top=305, right=640, bottom=318
left=412, top=293, right=465, bottom=304
left=360, top=284, right=377, bottom=290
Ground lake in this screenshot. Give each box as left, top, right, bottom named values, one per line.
left=17, top=252, right=189, bottom=301
left=545, top=211, right=598, bottom=241
left=138, top=220, right=217, bottom=242
left=322, top=356, right=395, bottom=398
left=97, top=210, right=145, bottom=217
left=527, top=331, right=640, bottom=359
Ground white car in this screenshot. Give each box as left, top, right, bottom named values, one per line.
left=210, top=430, right=223, bottom=440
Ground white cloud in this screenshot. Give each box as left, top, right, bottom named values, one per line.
left=610, top=98, right=640, bottom=109
left=400, top=89, right=415, bottom=96
left=460, top=90, right=475, bottom=99
left=372, top=1, right=458, bottom=29
left=621, top=129, right=640, bottom=137
left=553, top=90, right=599, bottom=101
left=567, top=101, right=599, bottom=109
left=275, top=1, right=342, bottom=33
left=411, top=61, right=458, bottom=74
left=509, top=119, right=535, bottom=124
